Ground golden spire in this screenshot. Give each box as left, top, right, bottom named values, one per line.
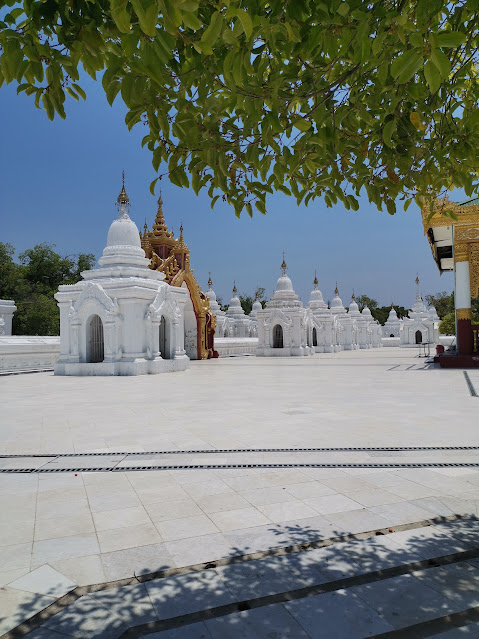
left=255, top=290, right=260, bottom=300
left=177, top=223, right=188, bottom=250
left=352, top=289, right=355, bottom=300
left=116, top=170, right=130, bottom=213
left=313, top=270, right=318, bottom=288
left=152, top=191, right=169, bottom=235
left=335, top=282, right=339, bottom=296
left=233, top=281, right=237, bottom=295
left=415, top=273, right=420, bottom=287
left=208, top=272, right=212, bottom=288
left=281, top=251, right=287, bottom=275
left=143, top=218, right=148, bottom=234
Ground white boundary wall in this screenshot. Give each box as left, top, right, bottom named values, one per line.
left=0, top=337, right=60, bottom=372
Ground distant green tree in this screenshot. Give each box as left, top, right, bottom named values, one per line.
left=372, top=305, right=409, bottom=326
left=424, top=291, right=453, bottom=319
left=239, top=287, right=266, bottom=315
left=1, top=243, right=95, bottom=336
left=439, top=313, right=456, bottom=335
left=356, top=295, right=378, bottom=312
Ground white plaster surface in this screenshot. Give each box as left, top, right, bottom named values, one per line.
left=1, top=349, right=479, bottom=635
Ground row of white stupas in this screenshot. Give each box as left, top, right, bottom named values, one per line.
left=382, top=278, right=440, bottom=346
left=206, top=278, right=260, bottom=338
left=206, top=258, right=384, bottom=356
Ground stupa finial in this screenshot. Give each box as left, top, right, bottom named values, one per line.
left=313, top=270, right=318, bottom=288
left=233, top=280, right=237, bottom=295
left=281, top=251, right=287, bottom=275
left=415, top=273, right=420, bottom=287
left=335, top=282, right=339, bottom=296
left=208, top=272, right=212, bottom=288
left=116, top=170, right=130, bottom=216
left=352, top=289, right=355, bottom=300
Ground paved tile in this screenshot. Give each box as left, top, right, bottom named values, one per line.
left=32, top=534, right=100, bottom=567
left=208, top=507, right=270, bottom=532
left=0, top=587, right=55, bottom=635
left=388, top=481, right=441, bottom=500
left=324, top=508, right=390, bottom=534
left=0, top=542, right=32, bottom=572
left=156, top=515, right=219, bottom=542
left=239, top=487, right=296, bottom=507
left=144, top=499, right=203, bottom=522
left=165, top=533, right=233, bottom=568
left=36, top=499, right=91, bottom=521
left=285, top=589, right=394, bottom=638
left=92, top=506, right=151, bottom=532
left=8, top=565, right=76, bottom=598
left=351, top=573, right=458, bottom=628
left=321, top=477, right=376, bottom=493
left=412, top=562, right=479, bottom=607
left=144, top=622, right=212, bottom=638
left=289, top=544, right=363, bottom=581
left=262, top=470, right=311, bottom=486
left=343, top=487, right=403, bottom=507
left=409, top=497, right=456, bottom=517
left=134, top=484, right=190, bottom=505
left=284, top=481, right=337, bottom=499
left=429, top=621, right=479, bottom=637
left=101, top=543, right=175, bottom=581
left=145, top=570, right=235, bottom=619
left=44, top=594, right=128, bottom=638
left=368, top=501, right=437, bottom=526
left=34, top=514, right=95, bottom=541
left=304, top=494, right=363, bottom=515
left=97, top=523, right=162, bottom=553
left=50, top=555, right=107, bottom=587
left=196, top=492, right=251, bottom=514
left=223, top=524, right=291, bottom=554
left=257, top=500, right=318, bottom=524
left=181, top=481, right=233, bottom=500
left=217, top=555, right=312, bottom=599
left=0, top=519, right=34, bottom=546
left=206, top=603, right=310, bottom=638
left=0, top=568, right=30, bottom=587
left=90, top=582, right=158, bottom=626
left=280, top=514, right=339, bottom=543
left=388, top=525, right=474, bottom=560
left=88, top=492, right=142, bottom=514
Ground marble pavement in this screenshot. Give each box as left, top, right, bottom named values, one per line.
left=1, top=349, right=479, bottom=637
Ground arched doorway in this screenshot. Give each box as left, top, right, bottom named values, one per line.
left=87, top=315, right=104, bottom=363
left=390, top=333, right=394, bottom=338
left=415, top=330, right=423, bottom=344
left=159, top=316, right=170, bottom=359
left=313, top=327, right=317, bottom=347
left=224, top=327, right=229, bottom=338
left=273, top=324, right=283, bottom=348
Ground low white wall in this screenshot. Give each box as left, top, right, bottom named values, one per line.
left=215, top=337, right=257, bottom=357
left=0, top=336, right=60, bottom=372
left=381, top=337, right=400, bottom=347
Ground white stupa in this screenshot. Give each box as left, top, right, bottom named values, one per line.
left=382, top=303, right=401, bottom=337
left=256, top=256, right=314, bottom=356
left=54, top=175, right=189, bottom=375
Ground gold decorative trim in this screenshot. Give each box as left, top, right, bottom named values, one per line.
left=455, top=227, right=479, bottom=242
left=470, top=243, right=479, bottom=298
left=457, top=308, right=472, bottom=321
left=455, top=242, right=470, bottom=263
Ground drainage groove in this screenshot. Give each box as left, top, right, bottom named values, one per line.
left=464, top=371, right=479, bottom=397
left=2, top=461, right=479, bottom=474
left=2, top=445, right=479, bottom=458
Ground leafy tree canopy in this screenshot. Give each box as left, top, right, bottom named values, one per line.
left=0, top=242, right=95, bottom=335
left=1, top=0, right=478, bottom=216
left=239, top=286, right=266, bottom=314
left=424, top=290, right=453, bottom=318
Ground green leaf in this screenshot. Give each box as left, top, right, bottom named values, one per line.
left=424, top=60, right=441, bottom=92
left=110, top=0, right=131, bottom=33
left=337, top=3, right=349, bottom=17
left=182, top=11, right=202, bottom=30
left=105, top=80, right=121, bottom=105
left=435, top=31, right=466, bottom=48
left=65, top=86, right=79, bottom=101
left=71, top=83, right=86, bottom=100
left=236, top=10, right=252, bottom=40
left=383, top=119, right=397, bottom=148
left=130, top=0, right=158, bottom=37
left=396, top=51, right=424, bottom=84
left=430, top=48, right=451, bottom=79
left=201, top=11, right=222, bottom=47
left=42, top=93, right=54, bottom=120
left=293, top=118, right=311, bottom=132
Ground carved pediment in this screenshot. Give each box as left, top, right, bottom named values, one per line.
left=74, top=282, right=117, bottom=317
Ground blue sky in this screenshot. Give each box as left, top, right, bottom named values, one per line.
left=0, top=76, right=454, bottom=308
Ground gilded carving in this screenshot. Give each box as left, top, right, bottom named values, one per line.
left=457, top=308, right=473, bottom=321
left=455, top=242, right=470, bottom=263
left=141, top=194, right=215, bottom=360
left=455, top=227, right=479, bottom=242
left=470, top=243, right=479, bottom=298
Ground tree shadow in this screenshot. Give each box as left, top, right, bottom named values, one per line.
left=5, top=514, right=479, bottom=638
